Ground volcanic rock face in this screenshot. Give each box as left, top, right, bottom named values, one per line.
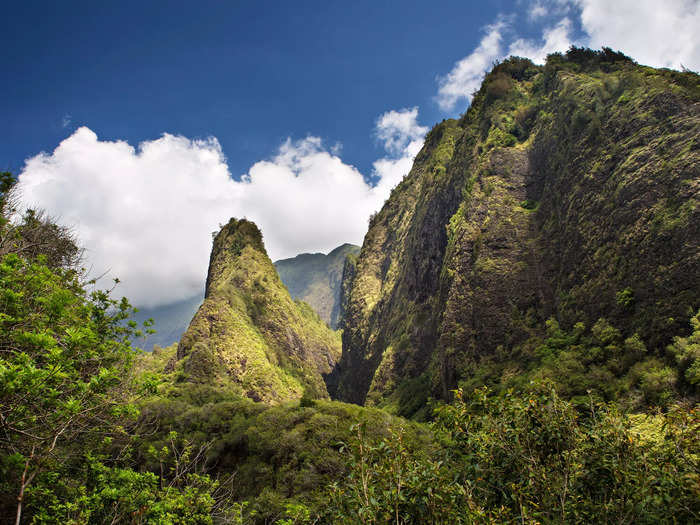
left=176, top=218, right=341, bottom=403
left=334, top=52, right=700, bottom=415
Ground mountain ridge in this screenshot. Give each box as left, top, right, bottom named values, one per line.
left=334, top=50, right=699, bottom=416
left=275, top=243, right=360, bottom=328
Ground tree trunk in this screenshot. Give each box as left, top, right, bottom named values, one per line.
left=15, top=472, right=26, bottom=525
left=15, top=447, right=35, bottom=525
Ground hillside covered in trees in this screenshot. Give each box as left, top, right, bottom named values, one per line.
left=1, top=49, right=699, bottom=524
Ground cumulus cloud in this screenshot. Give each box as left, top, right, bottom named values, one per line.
left=18, top=128, right=237, bottom=308
left=234, top=138, right=379, bottom=268
left=436, top=19, right=507, bottom=111
left=435, top=14, right=575, bottom=110
left=437, top=0, right=697, bottom=112
left=375, top=107, right=428, bottom=156
left=520, top=0, right=699, bottom=69
left=17, top=109, right=426, bottom=308
left=508, top=17, right=575, bottom=64
left=527, top=0, right=573, bottom=20
left=371, top=107, right=428, bottom=195
left=574, top=0, right=700, bottom=70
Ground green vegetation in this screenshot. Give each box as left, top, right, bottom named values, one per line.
left=176, top=218, right=341, bottom=403
left=668, top=309, right=700, bottom=388
left=0, top=179, right=225, bottom=523
left=0, top=253, right=137, bottom=523
left=328, top=384, right=699, bottom=524
left=455, top=314, right=700, bottom=410
left=335, top=47, right=699, bottom=417
left=134, top=378, right=432, bottom=524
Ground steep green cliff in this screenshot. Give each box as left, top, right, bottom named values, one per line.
left=335, top=49, right=699, bottom=416
left=176, top=218, right=341, bottom=403
left=275, top=243, right=360, bottom=328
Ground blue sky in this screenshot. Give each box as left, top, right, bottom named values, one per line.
left=4, top=0, right=554, bottom=177
left=5, top=1, right=698, bottom=307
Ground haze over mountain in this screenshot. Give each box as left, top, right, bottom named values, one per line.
left=131, top=295, right=203, bottom=349
left=129, top=243, right=358, bottom=349
left=275, top=244, right=360, bottom=329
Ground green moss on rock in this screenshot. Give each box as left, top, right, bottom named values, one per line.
left=336, top=51, right=699, bottom=415
left=176, top=218, right=341, bottom=404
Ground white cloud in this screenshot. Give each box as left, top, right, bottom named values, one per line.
left=435, top=14, right=574, bottom=110
left=375, top=107, right=428, bottom=156
left=526, top=0, right=573, bottom=20
left=17, top=110, right=426, bottom=308
left=371, top=107, right=428, bottom=196
left=574, top=0, right=700, bottom=70
left=528, top=1, right=549, bottom=20
left=437, top=0, right=698, bottom=114
left=508, top=17, right=575, bottom=64
left=18, top=128, right=237, bottom=308
left=436, top=19, right=507, bottom=111
left=235, top=138, right=380, bottom=269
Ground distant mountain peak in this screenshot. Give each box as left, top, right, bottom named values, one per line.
left=275, top=243, right=360, bottom=328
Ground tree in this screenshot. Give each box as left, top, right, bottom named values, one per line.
left=0, top=253, right=138, bottom=524
left=432, top=383, right=699, bottom=523
left=327, top=422, right=474, bottom=524
left=667, top=309, right=700, bottom=389
left=0, top=173, right=80, bottom=270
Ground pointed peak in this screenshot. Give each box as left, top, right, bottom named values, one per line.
left=213, top=218, right=265, bottom=256
left=205, top=218, right=268, bottom=296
